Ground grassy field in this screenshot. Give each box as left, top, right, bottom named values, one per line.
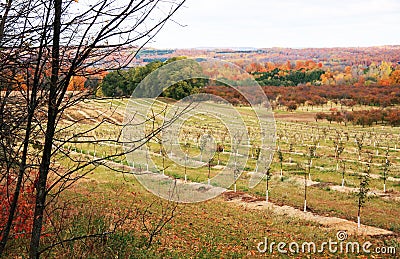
left=35, top=98, right=400, bottom=258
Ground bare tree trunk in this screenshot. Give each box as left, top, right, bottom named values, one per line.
left=29, top=1, right=61, bottom=257
left=0, top=0, right=12, bottom=40
left=1, top=0, right=46, bottom=252
left=1, top=0, right=187, bottom=256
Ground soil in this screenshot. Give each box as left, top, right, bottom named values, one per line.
left=274, top=112, right=317, bottom=122
left=223, top=191, right=394, bottom=237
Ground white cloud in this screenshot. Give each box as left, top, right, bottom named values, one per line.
left=151, top=0, right=400, bottom=48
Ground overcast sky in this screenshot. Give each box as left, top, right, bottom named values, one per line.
left=151, top=0, right=400, bottom=49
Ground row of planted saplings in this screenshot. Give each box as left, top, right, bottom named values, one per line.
left=65, top=123, right=394, bottom=229
left=263, top=139, right=392, bottom=229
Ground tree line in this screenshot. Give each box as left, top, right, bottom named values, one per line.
left=101, top=57, right=207, bottom=99
left=254, top=68, right=325, bottom=86
left=202, top=84, right=400, bottom=109
left=316, top=108, right=400, bottom=127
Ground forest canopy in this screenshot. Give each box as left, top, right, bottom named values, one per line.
left=101, top=57, right=208, bottom=98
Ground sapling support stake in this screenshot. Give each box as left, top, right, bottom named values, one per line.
left=304, top=168, right=307, bottom=212
left=184, top=154, right=188, bottom=182
left=233, top=168, right=240, bottom=193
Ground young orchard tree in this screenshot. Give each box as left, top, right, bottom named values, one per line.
left=344, top=131, right=350, bottom=142
left=198, top=134, right=209, bottom=162
left=253, top=145, right=261, bottom=172
left=288, top=142, right=294, bottom=153
left=220, top=128, right=228, bottom=151
left=216, top=143, right=224, bottom=165
left=248, top=126, right=254, bottom=158
left=322, top=128, right=328, bottom=143
left=199, top=133, right=214, bottom=186
left=355, top=133, right=365, bottom=161
left=340, top=160, right=346, bottom=187
left=374, top=139, right=380, bottom=156
left=382, top=147, right=391, bottom=193
left=231, top=131, right=244, bottom=192
left=232, top=131, right=244, bottom=156
left=183, top=142, right=190, bottom=182
left=299, top=162, right=308, bottom=212
left=276, top=132, right=283, bottom=151
left=356, top=158, right=371, bottom=229
left=167, top=128, right=175, bottom=157
left=214, top=129, right=228, bottom=166
left=156, top=130, right=164, bottom=155
left=151, top=109, right=170, bottom=175
left=195, top=131, right=202, bottom=151
left=265, top=167, right=272, bottom=203
left=277, top=147, right=284, bottom=178
left=251, top=144, right=260, bottom=159
left=333, top=132, right=345, bottom=171
left=143, top=126, right=160, bottom=171
left=307, top=143, right=317, bottom=181
left=0, top=0, right=187, bottom=257
left=181, top=130, right=190, bottom=182
left=207, top=156, right=214, bottom=186
left=160, top=147, right=170, bottom=176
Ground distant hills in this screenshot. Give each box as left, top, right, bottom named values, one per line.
left=133, top=46, right=400, bottom=68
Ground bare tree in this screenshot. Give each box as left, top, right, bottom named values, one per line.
left=232, top=131, right=244, bottom=192
left=340, top=160, right=346, bottom=187
left=277, top=147, right=283, bottom=178
left=333, top=131, right=345, bottom=171
left=307, top=143, right=317, bottom=181
left=265, top=167, right=271, bottom=203
left=216, top=143, right=224, bottom=165
left=141, top=193, right=178, bottom=249
left=355, top=133, right=365, bottom=161
left=295, top=162, right=308, bottom=212
left=181, top=129, right=190, bottom=182
left=356, top=157, right=371, bottom=229
left=0, top=0, right=186, bottom=257
left=382, top=147, right=391, bottom=193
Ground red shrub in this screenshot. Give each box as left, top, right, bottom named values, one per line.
left=0, top=173, right=37, bottom=239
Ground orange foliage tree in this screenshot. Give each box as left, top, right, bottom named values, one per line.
left=67, top=76, right=86, bottom=91
left=390, top=70, right=400, bottom=85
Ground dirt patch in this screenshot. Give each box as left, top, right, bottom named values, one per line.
left=288, top=175, right=320, bottom=187
left=279, top=173, right=400, bottom=201
left=223, top=191, right=393, bottom=237
left=313, top=182, right=336, bottom=188
left=274, top=112, right=317, bottom=122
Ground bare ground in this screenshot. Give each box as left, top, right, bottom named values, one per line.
left=286, top=174, right=400, bottom=201
left=274, top=112, right=317, bottom=122
left=223, top=191, right=394, bottom=237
